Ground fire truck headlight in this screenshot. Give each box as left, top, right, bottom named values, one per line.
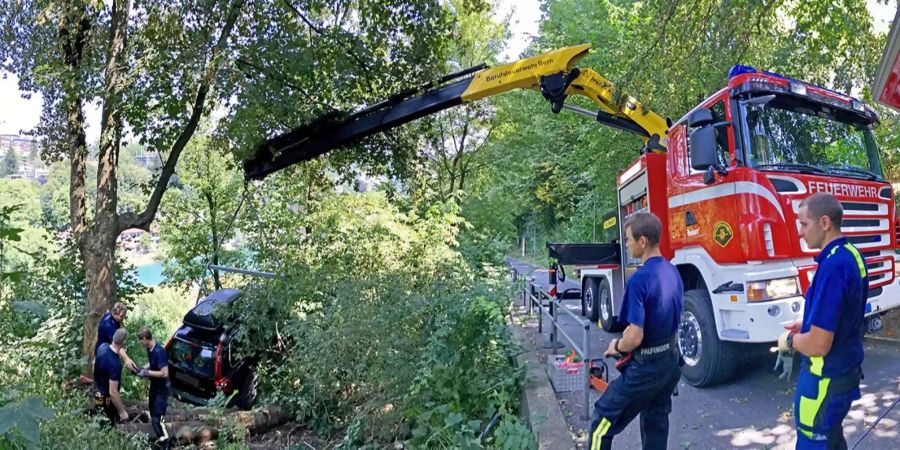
left=747, top=277, right=800, bottom=302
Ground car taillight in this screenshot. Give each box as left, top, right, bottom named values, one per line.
left=214, top=342, right=223, bottom=381
left=216, top=377, right=232, bottom=392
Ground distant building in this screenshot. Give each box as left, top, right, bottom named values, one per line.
left=1, top=134, right=45, bottom=182
left=0, top=134, right=39, bottom=156
left=134, top=149, right=162, bottom=170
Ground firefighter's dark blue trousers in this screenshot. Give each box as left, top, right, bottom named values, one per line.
left=794, top=367, right=861, bottom=450
left=589, top=352, right=680, bottom=450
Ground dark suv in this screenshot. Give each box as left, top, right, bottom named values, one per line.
left=166, top=288, right=258, bottom=409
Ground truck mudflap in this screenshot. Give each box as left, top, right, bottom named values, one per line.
left=547, top=242, right=621, bottom=266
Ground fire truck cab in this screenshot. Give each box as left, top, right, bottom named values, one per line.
left=580, top=65, right=900, bottom=386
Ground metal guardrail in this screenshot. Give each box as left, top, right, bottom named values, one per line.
left=509, top=266, right=594, bottom=420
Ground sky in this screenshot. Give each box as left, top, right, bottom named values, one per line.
left=0, top=0, right=895, bottom=142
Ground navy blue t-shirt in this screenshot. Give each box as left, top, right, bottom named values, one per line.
left=96, top=312, right=119, bottom=352
left=801, top=237, right=867, bottom=378
left=147, top=342, right=169, bottom=394
left=620, top=256, right=684, bottom=344
left=94, top=343, right=123, bottom=397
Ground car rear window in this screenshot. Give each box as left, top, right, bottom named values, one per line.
left=169, top=338, right=217, bottom=378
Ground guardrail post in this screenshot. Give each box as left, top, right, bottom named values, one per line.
left=522, top=279, right=527, bottom=308
left=542, top=263, right=565, bottom=349
left=582, top=321, right=591, bottom=420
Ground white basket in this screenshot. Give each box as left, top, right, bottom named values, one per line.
left=549, top=357, right=586, bottom=393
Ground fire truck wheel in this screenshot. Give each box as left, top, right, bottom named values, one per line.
left=590, top=277, right=624, bottom=332
left=679, top=289, right=737, bottom=387
left=584, top=277, right=599, bottom=321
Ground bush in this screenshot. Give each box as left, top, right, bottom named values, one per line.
left=230, top=192, right=534, bottom=448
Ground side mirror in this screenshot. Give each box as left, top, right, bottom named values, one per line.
left=689, top=125, right=719, bottom=171
left=687, top=108, right=715, bottom=127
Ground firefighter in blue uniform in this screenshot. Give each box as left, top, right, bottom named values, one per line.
left=589, top=212, right=683, bottom=450
left=86, top=302, right=137, bottom=383
left=93, top=328, right=130, bottom=425
left=778, top=192, right=867, bottom=449
left=137, top=327, right=171, bottom=449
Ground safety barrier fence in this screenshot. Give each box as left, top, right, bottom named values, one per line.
left=509, top=266, right=594, bottom=420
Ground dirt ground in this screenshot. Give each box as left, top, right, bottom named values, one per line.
left=247, top=423, right=339, bottom=449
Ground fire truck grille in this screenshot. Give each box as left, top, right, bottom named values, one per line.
left=798, top=201, right=890, bottom=252
left=895, top=220, right=900, bottom=246
left=838, top=201, right=890, bottom=251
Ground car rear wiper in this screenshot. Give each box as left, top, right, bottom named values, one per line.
left=825, top=165, right=880, bottom=181
left=755, top=162, right=829, bottom=175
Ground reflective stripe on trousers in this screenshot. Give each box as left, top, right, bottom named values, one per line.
left=794, top=369, right=861, bottom=449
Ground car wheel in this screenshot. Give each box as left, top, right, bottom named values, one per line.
left=233, top=368, right=259, bottom=410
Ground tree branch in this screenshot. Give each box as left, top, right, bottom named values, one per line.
left=118, top=0, right=245, bottom=233
left=281, top=0, right=375, bottom=93
left=234, top=57, right=335, bottom=110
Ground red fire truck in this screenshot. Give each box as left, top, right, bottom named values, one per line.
left=244, top=44, right=900, bottom=387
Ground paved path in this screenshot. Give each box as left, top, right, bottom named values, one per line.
left=509, top=258, right=900, bottom=450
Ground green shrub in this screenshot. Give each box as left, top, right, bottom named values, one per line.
left=229, top=192, right=534, bottom=448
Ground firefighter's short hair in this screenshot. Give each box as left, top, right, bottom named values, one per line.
left=801, top=192, right=843, bottom=229
left=112, top=328, right=129, bottom=346
left=137, top=326, right=152, bottom=341
left=624, top=212, right=662, bottom=246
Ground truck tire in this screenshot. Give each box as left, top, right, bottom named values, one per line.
left=584, top=277, right=600, bottom=321
left=679, top=289, right=737, bottom=387
left=589, top=277, right=625, bottom=332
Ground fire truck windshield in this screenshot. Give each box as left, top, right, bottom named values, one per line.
left=740, top=95, right=884, bottom=181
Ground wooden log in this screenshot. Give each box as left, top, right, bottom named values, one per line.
left=118, top=421, right=219, bottom=446
left=117, top=406, right=291, bottom=446
left=225, top=407, right=291, bottom=432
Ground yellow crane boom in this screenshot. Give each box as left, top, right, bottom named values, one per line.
left=244, top=43, right=668, bottom=180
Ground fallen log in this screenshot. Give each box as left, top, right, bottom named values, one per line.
left=117, top=406, right=291, bottom=447
left=118, top=421, right=219, bottom=446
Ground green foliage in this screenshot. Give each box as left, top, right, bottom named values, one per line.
left=1, top=237, right=149, bottom=382
left=227, top=191, right=530, bottom=448
left=0, top=396, right=52, bottom=450
left=0, top=180, right=53, bottom=276
left=218, top=0, right=473, bottom=180
left=158, top=135, right=246, bottom=287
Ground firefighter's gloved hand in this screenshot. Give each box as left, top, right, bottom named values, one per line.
left=777, top=331, right=794, bottom=353
left=770, top=340, right=794, bottom=380
left=138, top=368, right=148, bottom=379
left=776, top=351, right=793, bottom=380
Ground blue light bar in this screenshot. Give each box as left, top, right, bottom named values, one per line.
left=728, top=65, right=792, bottom=81
left=728, top=64, right=871, bottom=112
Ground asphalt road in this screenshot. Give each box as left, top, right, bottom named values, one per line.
left=508, top=258, right=900, bottom=450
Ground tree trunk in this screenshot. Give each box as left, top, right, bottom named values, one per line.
left=81, top=0, right=130, bottom=377
left=79, top=0, right=245, bottom=376
left=58, top=1, right=95, bottom=377
left=67, top=100, right=88, bottom=237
